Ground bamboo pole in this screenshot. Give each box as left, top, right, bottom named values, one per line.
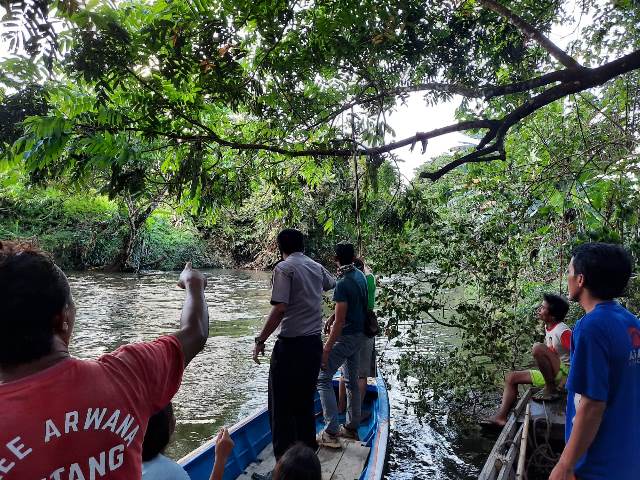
left=516, top=403, right=531, bottom=479
left=350, top=108, right=362, bottom=256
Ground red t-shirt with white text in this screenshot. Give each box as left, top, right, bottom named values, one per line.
left=0, top=335, right=184, bottom=480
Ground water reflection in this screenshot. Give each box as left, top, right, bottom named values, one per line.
left=67, top=269, right=487, bottom=478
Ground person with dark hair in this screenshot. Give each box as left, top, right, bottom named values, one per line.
left=142, top=404, right=189, bottom=479
left=272, top=443, right=321, bottom=480
left=0, top=241, right=209, bottom=479
left=337, top=257, right=377, bottom=417
left=550, top=243, right=640, bottom=480
left=317, top=243, right=367, bottom=448
left=275, top=228, right=305, bottom=256
left=142, top=404, right=234, bottom=480
left=484, top=293, right=572, bottom=427
left=252, top=229, right=335, bottom=479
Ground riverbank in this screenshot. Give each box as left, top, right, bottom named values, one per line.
left=0, top=183, right=266, bottom=271
left=0, top=182, right=342, bottom=272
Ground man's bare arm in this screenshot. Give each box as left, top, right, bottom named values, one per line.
left=173, top=262, right=209, bottom=366
left=256, top=303, right=287, bottom=342
left=549, top=395, right=606, bottom=480
left=320, top=302, right=347, bottom=369
left=324, top=302, right=347, bottom=351
left=253, top=303, right=287, bottom=363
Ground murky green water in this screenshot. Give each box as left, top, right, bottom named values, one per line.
left=67, top=270, right=491, bottom=479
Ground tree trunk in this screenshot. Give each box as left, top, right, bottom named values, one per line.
left=106, top=196, right=158, bottom=272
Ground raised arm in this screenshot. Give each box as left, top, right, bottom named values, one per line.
left=210, top=427, right=235, bottom=480
left=173, top=262, right=209, bottom=366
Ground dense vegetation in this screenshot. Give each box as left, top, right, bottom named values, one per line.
left=2, top=0, right=640, bottom=409
left=375, top=81, right=640, bottom=411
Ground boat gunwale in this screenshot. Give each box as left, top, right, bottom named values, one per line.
left=178, top=406, right=268, bottom=466
left=361, top=373, right=390, bottom=480
left=478, top=389, right=533, bottom=480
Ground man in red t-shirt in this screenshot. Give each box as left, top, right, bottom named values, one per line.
left=0, top=241, right=209, bottom=479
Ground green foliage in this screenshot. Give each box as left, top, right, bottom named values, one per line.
left=0, top=175, right=223, bottom=270
left=0, top=84, right=48, bottom=155
left=371, top=78, right=640, bottom=410
left=0, top=0, right=599, bottom=218
left=135, top=211, right=222, bottom=270
left=3, top=0, right=640, bottom=419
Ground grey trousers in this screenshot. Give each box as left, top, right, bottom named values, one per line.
left=317, top=333, right=365, bottom=434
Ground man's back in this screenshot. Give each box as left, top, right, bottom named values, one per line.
left=334, top=268, right=368, bottom=335
left=566, top=301, right=640, bottom=479
left=270, top=252, right=335, bottom=337
left=0, top=336, right=184, bottom=479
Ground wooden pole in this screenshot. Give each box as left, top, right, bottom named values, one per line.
left=516, top=403, right=531, bottom=479
left=350, top=108, right=362, bottom=256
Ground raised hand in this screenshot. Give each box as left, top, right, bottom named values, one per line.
left=177, top=261, right=207, bottom=290
left=215, top=427, right=234, bottom=460
left=211, top=427, right=235, bottom=480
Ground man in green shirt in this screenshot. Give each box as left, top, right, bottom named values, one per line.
left=317, top=243, right=367, bottom=447
left=337, top=257, right=376, bottom=417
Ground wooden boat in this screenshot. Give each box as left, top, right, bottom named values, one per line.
left=479, top=389, right=566, bottom=480
left=179, top=371, right=390, bottom=480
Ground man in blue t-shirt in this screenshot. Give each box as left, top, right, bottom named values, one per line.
left=550, top=242, right=640, bottom=480
left=317, top=242, right=367, bottom=448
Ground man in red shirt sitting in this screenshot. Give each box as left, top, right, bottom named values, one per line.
left=484, top=293, right=572, bottom=427
left=0, top=241, right=209, bottom=480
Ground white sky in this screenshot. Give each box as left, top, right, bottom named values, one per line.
left=388, top=0, right=589, bottom=180
left=0, top=1, right=591, bottom=181
left=384, top=97, right=469, bottom=181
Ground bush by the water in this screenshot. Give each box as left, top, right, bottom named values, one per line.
left=0, top=182, right=225, bottom=271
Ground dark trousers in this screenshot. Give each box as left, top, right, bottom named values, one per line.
left=268, top=334, right=322, bottom=459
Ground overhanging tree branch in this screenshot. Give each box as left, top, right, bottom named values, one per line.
left=477, top=0, right=582, bottom=70
left=308, top=69, right=583, bottom=132
left=87, top=50, right=640, bottom=179
left=76, top=120, right=498, bottom=158
left=420, top=145, right=506, bottom=181
left=419, top=49, right=640, bottom=180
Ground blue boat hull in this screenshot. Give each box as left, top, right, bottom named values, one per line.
left=179, top=372, right=389, bottom=480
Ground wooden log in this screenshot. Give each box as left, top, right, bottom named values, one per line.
left=478, top=389, right=532, bottom=480
left=515, top=403, right=531, bottom=480
left=496, top=423, right=523, bottom=480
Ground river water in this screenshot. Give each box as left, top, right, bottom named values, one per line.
left=67, top=270, right=492, bottom=479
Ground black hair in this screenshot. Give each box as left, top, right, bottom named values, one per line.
left=335, top=243, right=355, bottom=266
left=542, top=293, right=569, bottom=321
left=273, top=443, right=321, bottom=480
left=142, top=404, right=174, bottom=461
left=571, top=242, right=633, bottom=300
left=0, top=241, right=72, bottom=367
left=353, top=257, right=365, bottom=272
left=277, top=229, right=304, bottom=255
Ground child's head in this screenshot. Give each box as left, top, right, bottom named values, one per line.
left=142, top=403, right=176, bottom=461
left=273, top=443, right=321, bottom=480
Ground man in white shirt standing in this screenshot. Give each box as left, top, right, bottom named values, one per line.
left=252, top=229, right=335, bottom=478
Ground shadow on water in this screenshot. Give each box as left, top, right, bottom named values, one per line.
left=67, top=270, right=491, bottom=478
